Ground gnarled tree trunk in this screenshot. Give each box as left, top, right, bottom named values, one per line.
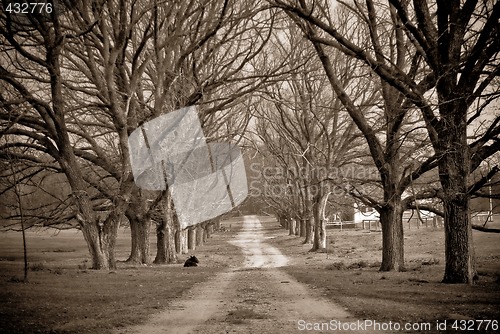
left=127, top=216, right=151, bottom=264
left=303, top=217, right=313, bottom=244
left=126, top=194, right=151, bottom=264
left=438, top=120, right=476, bottom=283
left=379, top=199, right=404, bottom=271
left=196, top=225, right=204, bottom=246
left=311, top=191, right=327, bottom=252
left=154, top=191, right=178, bottom=264
left=176, top=229, right=188, bottom=254
left=79, top=220, right=110, bottom=269
left=289, top=218, right=296, bottom=235
left=154, top=215, right=177, bottom=264
left=188, top=227, right=196, bottom=250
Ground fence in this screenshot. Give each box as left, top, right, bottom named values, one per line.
left=471, top=212, right=498, bottom=225
left=326, top=220, right=381, bottom=231
left=326, top=217, right=443, bottom=231
left=326, top=212, right=499, bottom=232
left=405, top=216, right=441, bottom=229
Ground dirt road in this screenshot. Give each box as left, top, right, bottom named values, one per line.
left=117, top=216, right=363, bottom=334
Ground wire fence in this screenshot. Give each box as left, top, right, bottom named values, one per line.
left=326, top=212, right=500, bottom=231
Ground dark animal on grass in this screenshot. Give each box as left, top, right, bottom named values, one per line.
left=184, top=255, right=199, bottom=267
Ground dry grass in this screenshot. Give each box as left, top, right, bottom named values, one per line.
left=2, top=217, right=499, bottom=333
left=0, top=219, right=244, bottom=334
left=268, top=224, right=500, bottom=330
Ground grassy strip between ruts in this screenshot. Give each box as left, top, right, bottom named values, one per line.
left=0, top=219, right=244, bottom=334
left=266, top=222, right=500, bottom=333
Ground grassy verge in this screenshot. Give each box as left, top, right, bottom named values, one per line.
left=267, top=223, right=500, bottom=331
left=0, top=219, right=243, bottom=334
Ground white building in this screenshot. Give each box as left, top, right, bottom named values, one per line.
left=353, top=203, right=379, bottom=224
left=353, top=203, right=435, bottom=224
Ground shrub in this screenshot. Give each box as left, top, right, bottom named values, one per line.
left=326, top=261, right=347, bottom=270
left=8, top=276, right=25, bottom=283
left=30, top=263, right=46, bottom=271
left=421, top=258, right=440, bottom=265
left=78, top=260, right=88, bottom=270
left=347, top=260, right=369, bottom=269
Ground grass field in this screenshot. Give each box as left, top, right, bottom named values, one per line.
left=1, top=217, right=499, bottom=333
left=266, top=221, right=500, bottom=331
left=0, top=219, right=244, bottom=334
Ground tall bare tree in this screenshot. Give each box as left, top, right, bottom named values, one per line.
left=254, top=20, right=362, bottom=249
left=1, top=0, right=285, bottom=268
left=0, top=1, right=137, bottom=269
left=273, top=0, right=500, bottom=282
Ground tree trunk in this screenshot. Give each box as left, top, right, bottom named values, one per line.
left=188, top=227, right=196, bottom=250
left=12, top=176, right=28, bottom=281
left=289, top=218, right=296, bottom=235
left=379, top=201, right=405, bottom=271
left=129, top=218, right=138, bottom=261
left=175, top=229, right=181, bottom=253
left=154, top=191, right=178, bottom=264
left=64, top=156, right=118, bottom=270
left=178, top=228, right=188, bottom=254
left=126, top=211, right=151, bottom=264
left=437, top=101, right=476, bottom=284
left=154, top=220, right=167, bottom=264
left=67, top=150, right=132, bottom=270
left=128, top=216, right=150, bottom=264
left=102, top=213, right=122, bottom=269
left=165, top=218, right=177, bottom=263
left=299, top=219, right=306, bottom=237
left=44, top=36, right=109, bottom=270
left=79, top=212, right=120, bottom=270
left=303, top=218, right=313, bottom=244
left=311, top=217, right=326, bottom=251
left=311, top=194, right=327, bottom=251
left=80, top=222, right=109, bottom=269
left=125, top=188, right=151, bottom=264
left=196, top=225, right=204, bottom=246
left=204, top=222, right=212, bottom=240
left=203, top=224, right=208, bottom=243
left=75, top=189, right=121, bottom=270
left=439, top=151, right=476, bottom=283
left=154, top=216, right=177, bottom=264
left=279, top=215, right=288, bottom=230
left=442, top=197, right=476, bottom=283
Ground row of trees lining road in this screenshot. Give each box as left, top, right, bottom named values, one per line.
left=0, top=0, right=289, bottom=269
left=267, top=0, right=499, bottom=284
left=253, top=4, right=433, bottom=274
left=251, top=21, right=365, bottom=251
left=1, top=1, right=498, bottom=285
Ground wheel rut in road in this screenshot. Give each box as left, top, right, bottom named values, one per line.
left=117, top=215, right=363, bottom=334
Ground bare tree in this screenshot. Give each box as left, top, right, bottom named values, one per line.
left=303, top=2, right=438, bottom=271
left=253, top=21, right=362, bottom=249
left=273, top=0, right=500, bottom=282
left=1, top=153, right=29, bottom=281
left=0, top=1, right=136, bottom=269
left=138, top=0, right=282, bottom=262
left=1, top=0, right=285, bottom=268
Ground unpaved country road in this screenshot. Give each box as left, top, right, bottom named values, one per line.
left=117, top=216, right=364, bottom=334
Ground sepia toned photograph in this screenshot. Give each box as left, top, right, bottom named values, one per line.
left=1, top=0, right=499, bottom=333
